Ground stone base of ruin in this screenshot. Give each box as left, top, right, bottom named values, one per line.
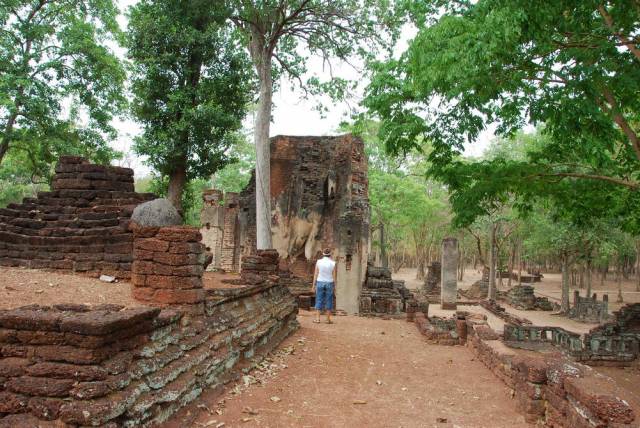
left=359, top=264, right=412, bottom=316
left=468, top=321, right=636, bottom=426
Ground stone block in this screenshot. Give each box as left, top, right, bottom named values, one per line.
left=6, top=376, right=75, bottom=397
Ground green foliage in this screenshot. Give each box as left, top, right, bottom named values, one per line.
left=364, top=0, right=640, bottom=230
left=0, top=0, right=126, bottom=167
left=211, top=132, right=255, bottom=193
left=127, top=0, right=253, bottom=191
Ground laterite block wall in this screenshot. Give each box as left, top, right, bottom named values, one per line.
left=0, top=283, right=298, bottom=427
left=0, top=156, right=154, bottom=278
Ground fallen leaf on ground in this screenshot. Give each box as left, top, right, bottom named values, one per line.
left=242, top=407, right=259, bottom=415
left=197, top=404, right=214, bottom=414
left=241, top=418, right=253, bottom=423
left=270, top=396, right=281, bottom=403
left=436, top=417, right=448, bottom=423
left=35, top=289, right=44, bottom=294
left=353, top=400, right=367, bottom=405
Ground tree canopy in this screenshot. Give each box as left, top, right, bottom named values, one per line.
left=127, top=0, right=253, bottom=212
left=0, top=0, right=126, bottom=169
left=364, top=0, right=640, bottom=229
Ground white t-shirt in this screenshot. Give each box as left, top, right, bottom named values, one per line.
left=316, top=257, right=336, bottom=282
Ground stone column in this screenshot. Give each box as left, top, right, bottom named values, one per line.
left=200, top=189, right=224, bottom=270
left=132, top=225, right=206, bottom=313
left=441, top=237, right=458, bottom=310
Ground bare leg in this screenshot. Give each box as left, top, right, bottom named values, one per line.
left=326, top=311, right=332, bottom=324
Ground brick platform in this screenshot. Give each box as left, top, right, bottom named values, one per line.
left=0, top=156, right=154, bottom=278
left=131, top=225, right=206, bottom=311
left=0, top=284, right=298, bottom=426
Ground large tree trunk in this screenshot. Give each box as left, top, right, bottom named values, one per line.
left=561, top=256, right=570, bottom=313
left=167, top=165, right=187, bottom=214
left=488, top=222, right=497, bottom=300
left=251, top=41, right=273, bottom=250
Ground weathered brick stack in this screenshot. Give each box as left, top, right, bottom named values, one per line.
left=0, top=284, right=298, bottom=427
left=240, top=249, right=280, bottom=286
left=504, top=285, right=555, bottom=311
left=131, top=225, right=205, bottom=310
left=359, top=264, right=403, bottom=315
left=0, top=156, right=154, bottom=278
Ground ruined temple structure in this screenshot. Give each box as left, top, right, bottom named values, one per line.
left=0, top=156, right=154, bottom=278
left=503, top=285, right=555, bottom=311
left=359, top=263, right=412, bottom=315
left=422, top=261, right=441, bottom=302
left=201, top=134, right=370, bottom=313
left=568, top=291, right=610, bottom=323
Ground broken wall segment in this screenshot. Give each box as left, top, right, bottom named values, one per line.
left=203, top=134, right=370, bottom=314
left=359, top=264, right=410, bottom=316
left=131, top=225, right=206, bottom=312
left=569, top=291, right=610, bottom=323
left=467, top=322, right=636, bottom=426
left=440, top=237, right=458, bottom=310
left=0, top=283, right=298, bottom=427
left=0, top=156, right=155, bottom=278
left=503, top=303, right=640, bottom=366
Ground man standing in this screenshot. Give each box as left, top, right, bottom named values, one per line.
left=312, top=248, right=337, bottom=324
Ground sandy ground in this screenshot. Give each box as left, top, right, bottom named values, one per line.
left=0, top=267, right=138, bottom=309
left=164, top=312, right=530, bottom=428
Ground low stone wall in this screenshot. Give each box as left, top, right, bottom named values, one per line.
left=503, top=303, right=640, bottom=366
left=131, top=225, right=206, bottom=311
left=0, top=283, right=298, bottom=427
left=414, top=311, right=467, bottom=345
left=467, top=322, right=636, bottom=426
left=0, top=156, right=154, bottom=278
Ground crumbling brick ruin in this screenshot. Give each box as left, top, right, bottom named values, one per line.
left=422, top=261, right=441, bottom=300
left=359, top=263, right=412, bottom=315
left=504, top=303, right=640, bottom=366
left=568, top=291, right=610, bottom=323
left=201, top=135, right=370, bottom=313
left=0, top=158, right=299, bottom=427
left=504, top=285, right=555, bottom=311
left=0, top=156, right=154, bottom=278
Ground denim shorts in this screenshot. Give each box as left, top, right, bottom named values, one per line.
left=314, top=281, right=334, bottom=311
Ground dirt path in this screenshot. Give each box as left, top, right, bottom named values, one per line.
left=165, top=312, right=529, bottom=428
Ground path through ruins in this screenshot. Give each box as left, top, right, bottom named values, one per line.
left=165, top=312, right=529, bottom=428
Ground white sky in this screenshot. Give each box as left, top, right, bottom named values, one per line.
left=112, top=0, right=492, bottom=174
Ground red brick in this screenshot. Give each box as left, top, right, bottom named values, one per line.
left=70, top=381, right=111, bottom=399
left=168, top=241, right=205, bottom=254
left=28, top=397, right=63, bottom=420
left=154, top=288, right=205, bottom=305
left=0, top=358, right=30, bottom=377
left=156, top=226, right=201, bottom=242
left=153, top=252, right=204, bottom=266
left=145, top=275, right=202, bottom=290
left=0, top=391, right=28, bottom=413
left=131, top=273, right=147, bottom=286
left=6, top=376, right=74, bottom=397
left=15, top=330, right=66, bottom=345
left=133, top=238, right=169, bottom=252
left=132, top=287, right=156, bottom=302
left=34, top=345, right=106, bottom=365
left=130, top=224, right=159, bottom=237
left=133, top=248, right=154, bottom=261
left=26, top=362, right=107, bottom=381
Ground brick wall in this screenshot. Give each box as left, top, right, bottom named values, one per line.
left=0, top=156, right=154, bottom=278
left=131, top=225, right=206, bottom=312
left=0, top=284, right=298, bottom=426
left=466, top=321, right=636, bottom=426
